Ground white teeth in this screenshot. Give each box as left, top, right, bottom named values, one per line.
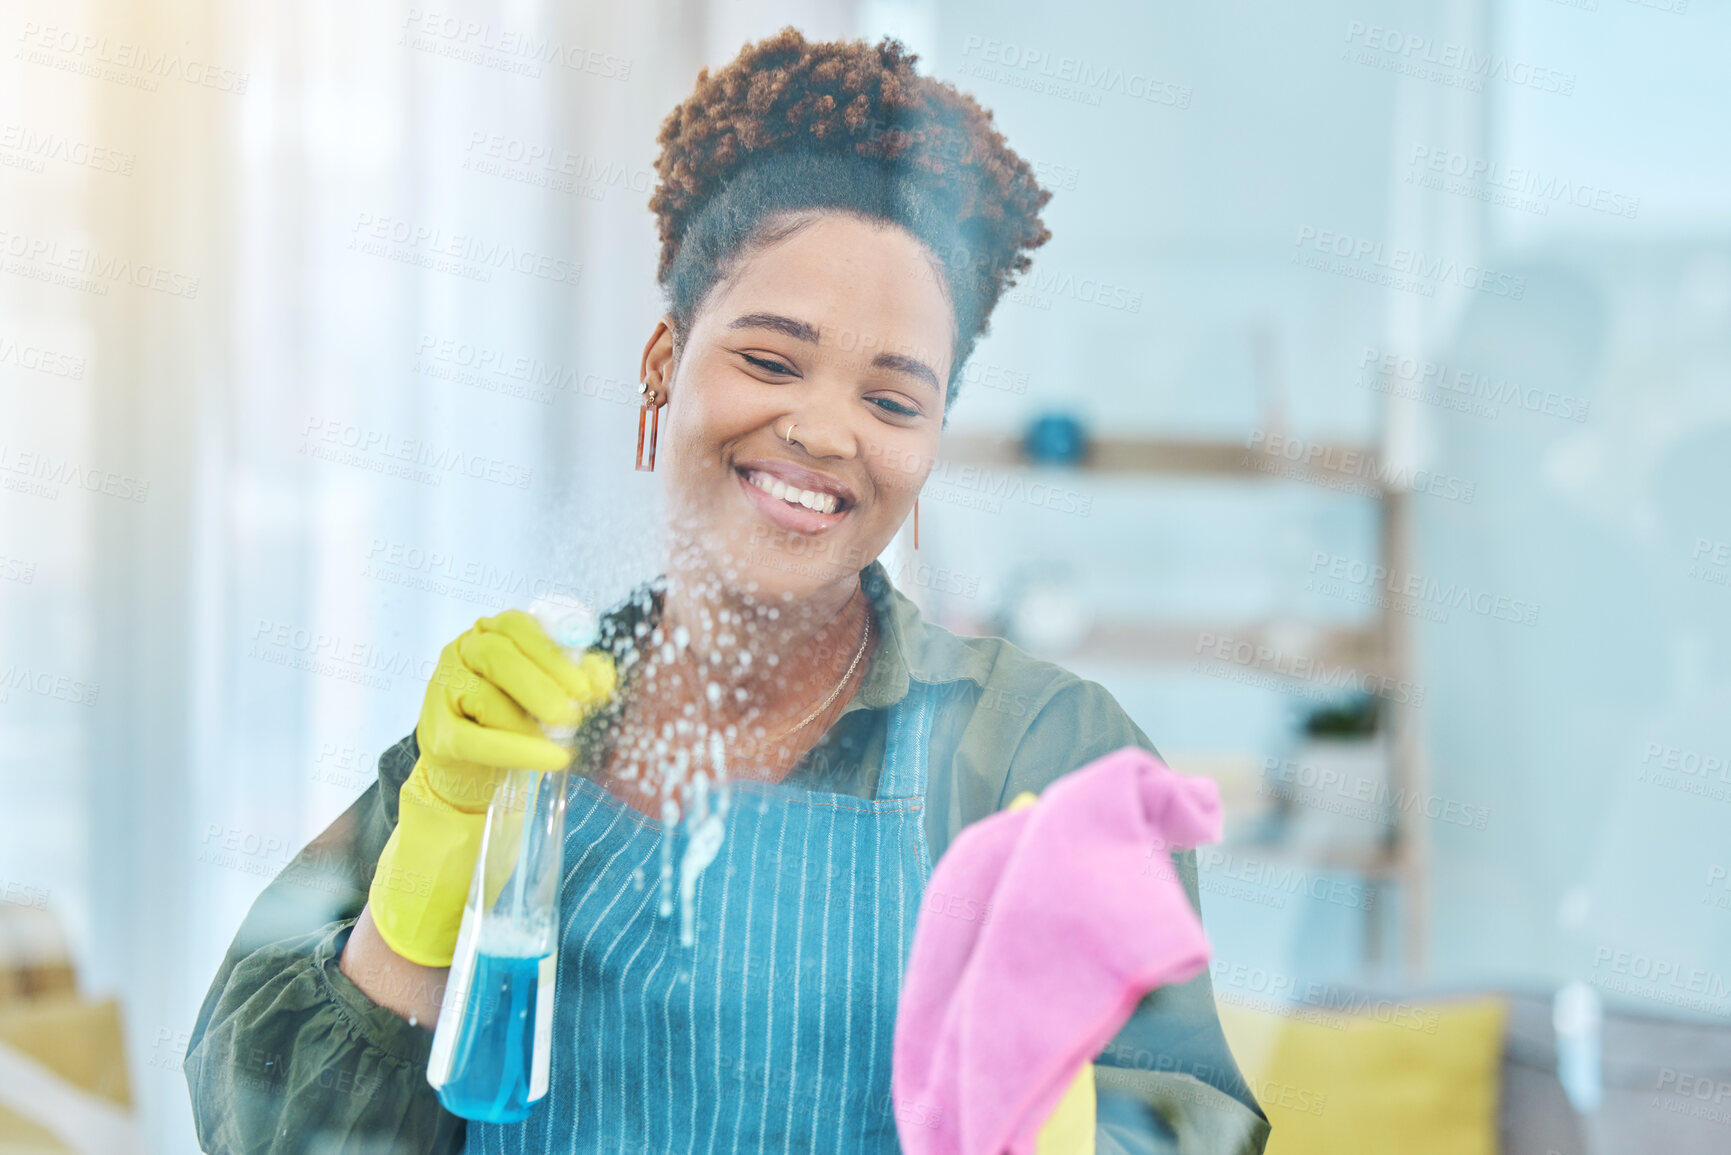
left=746, top=470, right=840, bottom=515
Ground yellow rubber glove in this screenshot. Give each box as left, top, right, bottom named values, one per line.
left=1008, top=789, right=1097, bottom=1155
left=368, top=610, right=618, bottom=967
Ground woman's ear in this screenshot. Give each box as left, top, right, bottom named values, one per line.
left=639, top=314, right=678, bottom=400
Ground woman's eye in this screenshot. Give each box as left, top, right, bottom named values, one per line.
left=871, top=396, right=921, bottom=418
left=740, top=353, right=794, bottom=376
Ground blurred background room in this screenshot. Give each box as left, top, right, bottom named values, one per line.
left=2, top=0, right=1729, bottom=1152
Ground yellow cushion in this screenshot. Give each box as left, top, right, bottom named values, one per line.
left=0, top=995, right=132, bottom=1107
left=0, top=994, right=134, bottom=1152
left=1216, top=995, right=1506, bottom=1155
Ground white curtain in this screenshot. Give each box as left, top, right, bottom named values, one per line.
left=1, top=1, right=852, bottom=1151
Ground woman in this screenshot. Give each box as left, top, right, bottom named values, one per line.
left=184, top=28, right=1270, bottom=1155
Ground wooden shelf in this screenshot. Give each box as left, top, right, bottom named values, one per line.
left=941, top=433, right=1391, bottom=489
left=1030, top=618, right=1386, bottom=678
left=929, top=429, right=1425, bottom=976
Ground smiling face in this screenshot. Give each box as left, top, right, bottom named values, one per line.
left=639, top=212, right=956, bottom=604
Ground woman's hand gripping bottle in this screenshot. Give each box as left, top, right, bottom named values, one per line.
left=368, top=600, right=614, bottom=1123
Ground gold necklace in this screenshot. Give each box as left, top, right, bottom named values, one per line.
left=765, top=594, right=873, bottom=745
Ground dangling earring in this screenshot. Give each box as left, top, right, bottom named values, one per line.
left=913, top=498, right=919, bottom=550
left=635, top=382, right=663, bottom=471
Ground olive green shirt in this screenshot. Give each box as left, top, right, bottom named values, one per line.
left=183, top=560, right=1271, bottom=1154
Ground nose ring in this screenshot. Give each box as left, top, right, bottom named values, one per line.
left=783, top=422, right=797, bottom=444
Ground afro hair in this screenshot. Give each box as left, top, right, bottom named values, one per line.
left=648, top=26, right=1054, bottom=403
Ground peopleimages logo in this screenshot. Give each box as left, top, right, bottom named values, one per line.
left=1358, top=346, right=1590, bottom=423
left=1243, top=431, right=1477, bottom=504
left=0, top=334, right=86, bottom=379
left=362, top=537, right=599, bottom=608
left=1293, top=226, right=1526, bottom=300
left=1307, top=550, right=1540, bottom=627
left=1209, top=962, right=1441, bottom=1034
left=957, top=35, right=1192, bottom=109
left=1405, top=145, right=1640, bottom=220
left=247, top=618, right=439, bottom=691
left=1192, top=630, right=1426, bottom=707
left=0, top=225, right=201, bottom=298
left=413, top=334, right=637, bottom=407
left=0, top=664, right=99, bottom=707
left=0, top=880, right=49, bottom=910
left=1260, top=755, right=1492, bottom=831
left=398, top=10, right=632, bottom=81
left=299, top=417, right=534, bottom=490
left=1342, top=21, right=1576, bottom=96
left=15, top=21, right=251, bottom=93
left=1591, top=946, right=1731, bottom=1018
left=1688, top=538, right=1731, bottom=591
left=1653, top=1068, right=1731, bottom=1129
left=348, top=213, right=583, bottom=286
left=1636, top=740, right=1731, bottom=805
left=1705, top=865, right=1731, bottom=913
left=1185, top=845, right=1377, bottom=912
left=0, top=443, right=150, bottom=502
left=0, top=124, right=135, bottom=176
left=460, top=131, right=652, bottom=200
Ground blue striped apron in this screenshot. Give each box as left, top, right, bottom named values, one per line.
left=465, top=679, right=939, bottom=1155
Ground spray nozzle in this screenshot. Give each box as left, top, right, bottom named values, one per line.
left=527, top=594, right=603, bottom=749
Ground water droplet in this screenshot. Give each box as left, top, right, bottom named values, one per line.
left=706, top=681, right=722, bottom=707
left=738, top=650, right=751, bottom=668
left=658, top=800, right=678, bottom=917
left=673, top=625, right=690, bottom=650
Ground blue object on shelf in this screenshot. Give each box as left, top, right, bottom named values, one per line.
left=1023, top=412, right=1089, bottom=466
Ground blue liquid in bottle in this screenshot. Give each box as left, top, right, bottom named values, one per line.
left=436, top=952, right=547, bottom=1123
left=428, top=596, right=597, bottom=1122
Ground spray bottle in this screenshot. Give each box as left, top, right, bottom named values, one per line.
left=425, top=596, right=601, bottom=1123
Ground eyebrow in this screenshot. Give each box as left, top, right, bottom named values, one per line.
left=725, top=312, right=941, bottom=394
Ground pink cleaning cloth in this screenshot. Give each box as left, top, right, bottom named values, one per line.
left=891, top=745, right=1222, bottom=1155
